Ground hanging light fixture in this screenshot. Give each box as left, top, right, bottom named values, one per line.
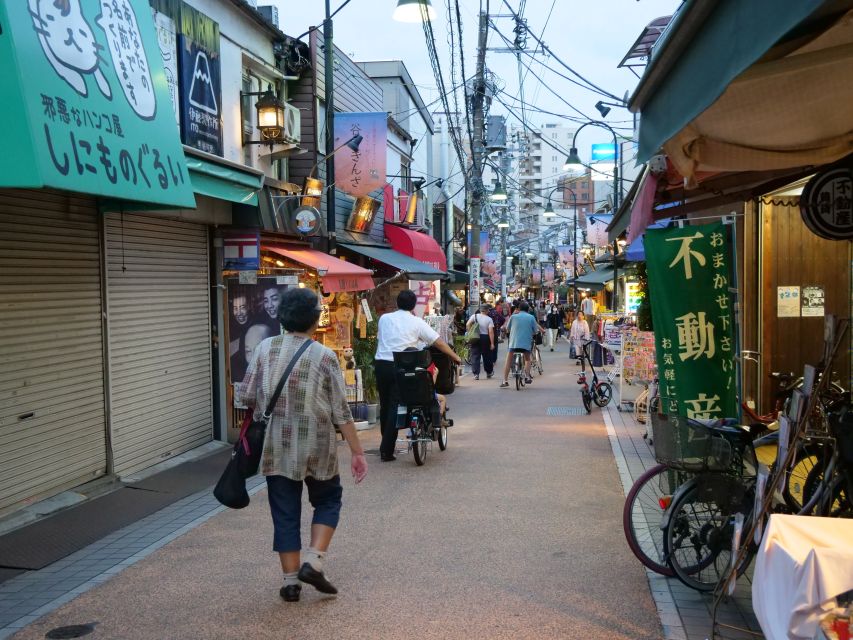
left=562, top=147, right=584, bottom=172
left=255, top=85, right=285, bottom=141
left=393, top=0, right=437, bottom=22
left=542, top=201, right=556, bottom=219
left=490, top=179, right=508, bottom=201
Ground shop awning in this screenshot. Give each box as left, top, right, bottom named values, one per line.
left=339, top=243, right=446, bottom=281
left=384, top=224, right=448, bottom=272
left=574, top=266, right=615, bottom=290
left=185, top=149, right=264, bottom=206
left=632, top=0, right=852, bottom=181
left=624, top=219, right=672, bottom=262
left=264, top=245, right=375, bottom=293
left=446, top=269, right=469, bottom=290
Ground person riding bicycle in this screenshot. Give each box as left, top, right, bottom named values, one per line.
left=499, top=301, right=543, bottom=388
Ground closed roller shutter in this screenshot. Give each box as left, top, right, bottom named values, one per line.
left=105, top=213, right=213, bottom=476
left=0, top=189, right=107, bottom=513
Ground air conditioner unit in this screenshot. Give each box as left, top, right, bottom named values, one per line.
left=282, top=103, right=301, bottom=145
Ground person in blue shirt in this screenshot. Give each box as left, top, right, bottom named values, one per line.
left=499, top=301, right=543, bottom=388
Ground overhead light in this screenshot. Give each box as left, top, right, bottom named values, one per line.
left=562, top=147, right=584, bottom=172
left=393, top=0, right=436, bottom=22
left=497, top=220, right=510, bottom=229
left=594, top=101, right=611, bottom=118
left=345, top=134, right=363, bottom=152
left=542, top=201, right=556, bottom=218
left=490, top=180, right=508, bottom=201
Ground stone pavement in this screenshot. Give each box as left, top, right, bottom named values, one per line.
left=4, top=346, right=663, bottom=640
left=604, top=398, right=763, bottom=640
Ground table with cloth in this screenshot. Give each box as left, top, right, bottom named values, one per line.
left=753, top=514, right=853, bottom=640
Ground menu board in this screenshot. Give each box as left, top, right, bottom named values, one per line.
left=622, top=328, right=657, bottom=384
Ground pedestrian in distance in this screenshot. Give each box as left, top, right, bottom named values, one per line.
left=237, top=287, right=368, bottom=603
left=545, top=304, right=562, bottom=351
left=570, top=310, right=591, bottom=371
left=487, top=302, right=506, bottom=369
left=500, top=301, right=543, bottom=387
left=374, top=290, right=461, bottom=461
left=466, top=304, right=496, bottom=380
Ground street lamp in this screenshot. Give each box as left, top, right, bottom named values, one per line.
left=490, top=179, right=508, bottom=201
left=563, top=120, right=621, bottom=309
left=393, top=0, right=436, bottom=22
left=562, top=147, right=584, bottom=172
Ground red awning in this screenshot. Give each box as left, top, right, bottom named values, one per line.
left=264, top=245, right=375, bottom=293
left=626, top=170, right=658, bottom=244
left=384, top=224, right=447, bottom=272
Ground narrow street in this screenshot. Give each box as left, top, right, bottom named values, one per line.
left=12, top=348, right=661, bottom=640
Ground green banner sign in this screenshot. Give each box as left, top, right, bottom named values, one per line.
left=645, top=222, right=737, bottom=419
left=0, top=0, right=195, bottom=208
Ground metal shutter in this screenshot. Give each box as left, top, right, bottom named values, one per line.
left=105, top=213, right=213, bottom=476
left=0, top=189, right=107, bottom=513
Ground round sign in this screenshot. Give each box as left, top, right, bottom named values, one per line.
left=292, top=206, right=321, bottom=236
left=320, top=290, right=335, bottom=305
left=800, top=167, right=853, bottom=240
left=336, top=306, right=354, bottom=322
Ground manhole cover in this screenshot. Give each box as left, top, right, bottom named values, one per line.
left=546, top=407, right=586, bottom=416
left=45, top=624, right=96, bottom=639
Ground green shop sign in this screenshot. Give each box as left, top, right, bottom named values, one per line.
left=0, top=0, right=195, bottom=208
left=645, top=222, right=737, bottom=419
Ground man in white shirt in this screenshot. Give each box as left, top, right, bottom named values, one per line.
left=581, top=296, right=597, bottom=327
left=374, top=290, right=461, bottom=461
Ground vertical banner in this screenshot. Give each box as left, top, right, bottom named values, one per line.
left=469, top=257, right=481, bottom=307
left=543, top=265, right=555, bottom=285
left=482, top=252, right=500, bottom=288
left=178, top=5, right=222, bottom=155
left=334, top=112, right=386, bottom=198
left=153, top=10, right=180, bottom=127
left=466, top=231, right=491, bottom=257
left=531, top=268, right=542, bottom=285
left=645, top=222, right=737, bottom=419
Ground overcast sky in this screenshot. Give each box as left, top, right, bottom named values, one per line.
left=272, top=0, right=680, bottom=158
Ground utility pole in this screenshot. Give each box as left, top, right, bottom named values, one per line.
left=324, top=0, right=336, bottom=254
left=468, top=11, right=489, bottom=273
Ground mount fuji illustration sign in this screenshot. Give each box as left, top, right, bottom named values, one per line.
left=178, top=6, right=222, bottom=155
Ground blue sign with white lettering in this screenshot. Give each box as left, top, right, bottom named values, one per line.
left=591, top=143, right=616, bottom=162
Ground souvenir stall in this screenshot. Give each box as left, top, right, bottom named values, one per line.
left=224, top=240, right=374, bottom=438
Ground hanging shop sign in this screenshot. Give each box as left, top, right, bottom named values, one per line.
left=223, top=232, right=260, bottom=271
left=178, top=5, right=222, bottom=155
left=291, top=206, right=321, bottom=236
left=625, top=280, right=642, bottom=315
left=153, top=10, right=180, bottom=126
left=800, top=166, right=853, bottom=240
left=346, top=196, right=380, bottom=233
left=469, top=258, right=481, bottom=307
left=334, top=112, right=386, bottom=198
left=645, top=222, right=737, bottom=419
left=0, top=0, right=194, bottom=208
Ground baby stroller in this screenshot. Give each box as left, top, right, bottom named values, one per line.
left=393, top=348, right=452, bottom=466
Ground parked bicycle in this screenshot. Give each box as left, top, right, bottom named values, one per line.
left=576, top=340, right=612, bottom=413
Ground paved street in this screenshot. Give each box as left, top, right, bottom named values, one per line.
left=10, top=347, right=661, bottom=640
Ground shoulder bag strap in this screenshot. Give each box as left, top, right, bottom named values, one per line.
left=262, top=339, right=313, bottom=421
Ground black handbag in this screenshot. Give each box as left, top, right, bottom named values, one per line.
left=214, top=339, right=313, bottom=509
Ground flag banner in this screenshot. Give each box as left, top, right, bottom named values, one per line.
left=482, top=252, right=500, bottom=286
left=543, top=265, right=555, bottom=285
left=645, top=222, right=737, bottom=419
left=334, top=112, right=386, bottom=198
left=556, top=245, right=575, bottom=267
left=531, top=268, right=542, bottom=285
left=466, top=231, right=490, bottom=256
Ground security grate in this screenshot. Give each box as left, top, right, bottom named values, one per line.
left=546, top=407, right=586, bottom=416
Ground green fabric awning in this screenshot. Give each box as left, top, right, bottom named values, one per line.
left=574, top=266, right=614, bottom=290
left=446, top=269, right=470, bottom=290
left=185, top=153, right=264, bottom=206
left=339, top=243, right=446, bottom=281
left=635, top=0, right=830, bottom=162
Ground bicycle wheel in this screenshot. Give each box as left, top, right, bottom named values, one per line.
left=783, top=443, right=824, bottom=511
left=411, top=415, right=428, bottom=466
left=534, top=348, right=543, bottom=375
left=623, top=464, right=676, bottom=576
left=802, top=462, right=850, bottom=516
left=593, top=382, right=613, bottom=407
left=582, top=390, right=592, bottom=413
left=664, top=483, right=753, bottom=592
left=437, top=419, right=448, bottom=451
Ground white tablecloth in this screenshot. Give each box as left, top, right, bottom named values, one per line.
left=753, top=514, right=853, bottom=640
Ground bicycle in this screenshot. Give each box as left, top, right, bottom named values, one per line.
left=510, top=350, right=527, bottom=390
left=576, top=341, right=613, bottom=411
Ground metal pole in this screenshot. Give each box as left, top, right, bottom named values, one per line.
left=611, top=130, right=619, bottom=311
left=324, top=0, right=336, bottom=254
left=572, top=191, right=578, bottom=308
left=441, top=116, right=454, bottom=272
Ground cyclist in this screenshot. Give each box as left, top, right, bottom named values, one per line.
left=499, top=301, right=543, bottom=388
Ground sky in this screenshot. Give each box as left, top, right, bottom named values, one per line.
left=272, top=0, right=681, bottom=160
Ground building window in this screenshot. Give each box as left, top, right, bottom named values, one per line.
left=242, top=73, right=255, bottom=167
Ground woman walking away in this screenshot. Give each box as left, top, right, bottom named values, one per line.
left=466, top=304, right=495, bottom=380
left=570, top=310, right=591, bottom=371
left=238, top=288, right=367, bottom=603
left=545, top=304, right=562, bottom=351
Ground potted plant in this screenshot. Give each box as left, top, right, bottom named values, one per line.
left=352, top=316, right=379, bottom=423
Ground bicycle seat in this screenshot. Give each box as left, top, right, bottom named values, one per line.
left=393, top=348, right=432, bottom=371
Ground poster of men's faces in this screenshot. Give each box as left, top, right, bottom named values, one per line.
left=228, top=279, right=292, bottom=383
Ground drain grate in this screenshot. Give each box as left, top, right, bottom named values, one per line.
left=546, top=406, right=586, bottom=416
left=46, top=624, right=97, bottom=639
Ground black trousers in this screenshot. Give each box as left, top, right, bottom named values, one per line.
left=470, top=334, right=494, bottom=376
left=374, top=360, right=399, bottom=457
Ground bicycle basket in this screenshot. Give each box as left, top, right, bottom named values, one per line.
left=650, top=404, right=733, bottom=472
